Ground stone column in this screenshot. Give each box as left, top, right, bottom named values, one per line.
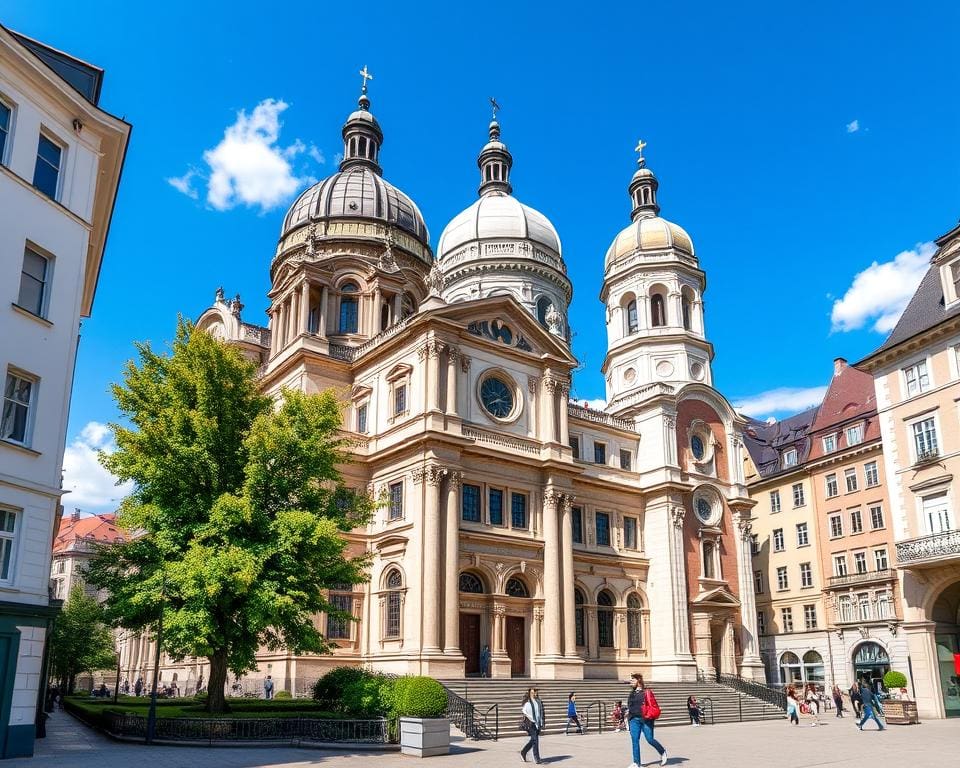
left=284, top=296, right=294, bottom=346
left=267, top=309, right=277, bottom=356
left=669, top=504, right=692, bottom=654
left=559, top=380, right=570, bottom=446
left=420, top=465, right=446, bottom=654
left=421, top=341, right=441, bottom=412
left=445, top=346, right=458, bottom=415
left=734, top=516, right=763, bottom=677
left=541, top=379, right=558, bottom=443
left=393, top=293, right=402, bottom=322
left=527, top=377, right=539, bottom=439
left=561, top=496, right=577, bottom=657
left=541, top=489, right=563, bottom=658
left=299, top=281, right=310, bottom=335
left=373, top=287, right=382, bottom=333
left=318, top=286, right=328, bottom=337
left=444, top=471, right=463, bottom=655
left=272, top=304, right=283, bottom=354
left=586, top=608, right=598, bottom=659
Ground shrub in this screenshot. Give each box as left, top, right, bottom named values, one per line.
left=394, top=676, right=447, bottom=719
left=312, top=667, right=368, bottom=710
left=883, top=670, right=908, bottom=690
left=342, top=675, right=389, bottom=716
left=274, top=690, right=292, bottom=700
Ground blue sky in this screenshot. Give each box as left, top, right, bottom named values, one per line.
left=6, top=1, right=958, bottom=512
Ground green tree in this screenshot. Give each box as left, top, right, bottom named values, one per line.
left=86, top=320, right=372, bottom=713
left=49, top=584, right=116, bottom=694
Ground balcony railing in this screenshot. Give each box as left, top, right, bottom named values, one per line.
left=827, top=568, right=895, bottom=588
left=914, top=447, right=940, bottom=465
left=896, top=529, right=960, bottom=565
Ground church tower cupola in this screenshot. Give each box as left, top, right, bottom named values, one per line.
left=477, top=99, right=513, bottom=196
left=629, top=140, right=659, bottom=220
left=339, top=65, right=383, bottom=175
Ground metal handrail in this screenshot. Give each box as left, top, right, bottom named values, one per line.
left=698, top=697, right=715, bottom=725
left=716, top=673, right=786, bottom=711
left=442, top=686, right=495, bottom=740
left=482, top=703, right=499, bottom=741
left=582, top=700, right=606, bottom=734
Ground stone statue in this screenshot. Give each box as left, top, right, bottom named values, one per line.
left=425, top=261, right=445, bottom=296
left=215, top=286, right=225, bottom=303
left=230, top=294, right=243, bottom=317
left=545, top=303, right=563, bottom=337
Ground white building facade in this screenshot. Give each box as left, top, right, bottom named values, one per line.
left=0, top=27, right=128, bottom=757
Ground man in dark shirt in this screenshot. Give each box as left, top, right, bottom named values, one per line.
left=857, top=682, right=885, bottom=731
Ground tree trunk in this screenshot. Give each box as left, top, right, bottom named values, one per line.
left=205, top=650, right=230, bottom=713
left=67, top=674, right=76, bottom=695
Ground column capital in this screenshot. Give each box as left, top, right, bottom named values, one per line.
left=736, top=518, right=753, bottom=541
left=447, top=470, right=464, bottom=489
left=543, top=487, right=564, bottom=510
left=411, top=467, right=427, bottom=485
left=528, top=375, right=540, bottom=394
left=417, top=339, right=444, bottom=360
left=671, top=505, right=685, bottom=529
left=460, top=355, right=472, bottom=373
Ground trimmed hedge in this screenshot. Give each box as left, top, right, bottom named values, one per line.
left=312, top=667, right=369, bottom=711
left=394, top=677, right=447, bottom=719
left=883, top=670, right=908, bottom=690
left=311, top=669, right=448, bottom=719
left=274, top=690, right=292, bottom=700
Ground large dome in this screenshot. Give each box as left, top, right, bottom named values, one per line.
left=437, top=191, right=561, bottom=260
left=281, top=166, right=430, bottom=252
left=604, top=215, right=694, bottom=268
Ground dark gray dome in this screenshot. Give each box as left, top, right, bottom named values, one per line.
left=281, top=166, right=430, bottom=257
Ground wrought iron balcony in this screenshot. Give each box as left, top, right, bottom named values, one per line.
left=914, top=447, right=940, bottom=466
left=896, top=530, right=960, bottom=566
left=827, top=568, right=895, bottom=588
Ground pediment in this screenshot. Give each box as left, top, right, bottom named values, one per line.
left=692, top=585, right=741, bottom=607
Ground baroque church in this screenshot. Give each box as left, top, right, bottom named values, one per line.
left=182, top=76, right=764, bottom=686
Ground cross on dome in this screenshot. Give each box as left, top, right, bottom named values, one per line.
left=490, top=97, right=501, bottom=121
left=359, top=65, right=374, bottom=94
left=635, top=139, right=647, bottom=167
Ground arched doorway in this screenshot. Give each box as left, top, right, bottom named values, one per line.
left=779, top=651, right=802, bottom=685
left=504, top=577, right=530, bottom=677
left=853, top=642, right=890, bottom=691
left=458, top=572, right=486, bottom=676
left=931, top=580, right=960, bottom=716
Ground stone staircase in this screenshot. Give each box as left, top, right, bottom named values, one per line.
left=438, top=678, right=784, bottom=739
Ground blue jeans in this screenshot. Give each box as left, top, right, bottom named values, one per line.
left=521, top=726, right=541, bottom=762
left=629, top=717, right=665, bottom=765
left=858, top=705, right=884, bottom=730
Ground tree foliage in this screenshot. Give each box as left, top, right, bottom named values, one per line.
left=49, top=584, right=116, bottom=693
left=86, top=320, right=372, bottom=712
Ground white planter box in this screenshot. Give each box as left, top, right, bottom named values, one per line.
left=399, top=717, right=450, bottom=757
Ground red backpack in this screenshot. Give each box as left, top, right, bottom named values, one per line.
left=641, top=689, right=661, bottom=720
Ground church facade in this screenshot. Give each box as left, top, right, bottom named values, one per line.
left=183, top=80, right=764, bottom=688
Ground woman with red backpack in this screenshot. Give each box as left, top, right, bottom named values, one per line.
left=626, top=673, right=668, bottom=768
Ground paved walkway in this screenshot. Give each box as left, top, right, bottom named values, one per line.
left=9, top=710, right=956, bottom=768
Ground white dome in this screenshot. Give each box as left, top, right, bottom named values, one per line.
left=604, top=215, right=694, bottom=270
left=437, top=192, right=562, bottom=260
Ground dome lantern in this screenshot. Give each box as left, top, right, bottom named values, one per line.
left=629, top=139, right=660, bottom=221
left=339, top=65, right=384, bottom=175
left=477, top=98, right=513, bottom=196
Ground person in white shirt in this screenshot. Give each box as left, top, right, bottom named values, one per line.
left=520, top=687, right=545, bottom=764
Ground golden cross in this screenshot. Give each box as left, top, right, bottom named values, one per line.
left=359, top=65, right=374, bottom=93
left=490, top=97, right=501, bottom=120
left=635, top=139, right=647, bottom=163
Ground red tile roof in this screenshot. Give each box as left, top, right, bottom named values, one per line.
left=52, top=512, right=125, bottom=554
left=807, top=359, right=880, bottom=460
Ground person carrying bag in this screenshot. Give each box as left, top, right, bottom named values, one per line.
left=626, top=673, right=667, bottom=768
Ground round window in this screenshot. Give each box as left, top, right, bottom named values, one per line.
left=691, top=435, right=705, bottom=460
left=695, top=496, right=713, bottom=524
left=480, top=376, right=515, bottom=419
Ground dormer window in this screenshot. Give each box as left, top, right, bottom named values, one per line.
left=846, top=423, right=864, bottom=446
left=651, top=294, right=666, bottom=327
left=951, top=262, right=960, bottom=298
left=782, top=447, right=798, bottom=468
left=822, top=434, right=837, bottom=453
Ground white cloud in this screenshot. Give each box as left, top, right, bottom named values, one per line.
left=61, top=421, right=134, bottom=514
left=846, top=119, right=860, bottom=133
left=308, top=145, right=326, bottom=164
left=573, top=398, right=608, bottom=411
left=166, top=169, right=199, bottom=199
left=733, top=386, right=828, bottom=419
left=830, top=242, right=936, bottom=333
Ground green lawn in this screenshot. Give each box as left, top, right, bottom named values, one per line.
left=66, top=695, right=337, bottom=720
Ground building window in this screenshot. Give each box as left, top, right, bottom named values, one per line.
left=0, top=508, right=17, bottom=582
left=864, top=461, right=879, bottom=487
left=850, top=508, right=863, bottom=534
left=681, top=295, right=692, bottom=330
left=854, top=551, right=867, bottom=574
left=750, top=534, right=760, bottom=556
left=388, top=481, right=403, bottom=521
left=838, top=595, right=854, bottom=622
left=18, top=247, right=50, bottom=318
left=792, top=483, right=805, bottom=507
left=903, top=360, right=930, bottom=397
left=489, top=489, right=504, bottom=526
left=626, top=300, right=638, bottom=333
left=627, top=594, right=643, bottom=648
left=830, top=514, right=843, bottom=538
left=874, top=548, right=888, bottom=571
left=825, top=473, right=838, bottom=498
left=569, top=435, right=580, bottom=459
left=571, top=506, right=583, bottom=544
left=822, top=434, right=837, bottom=453
left=623, top=517, right=637, bottom=549
left=754, top=570, right=763, bottom=594
left=574, top=588, right=586, bottom=646
left=773, top=528, right=784, bottom=552
left=776, top=566, right=788, bottom=590
left=0, top=99, right=10, bottom=163
left=921, top=492, right=951, bottom=535
left=844, top=467, right=858, bottom=493
left=757, top=610, right=766, bottom=635
left=595, top=512, right=610, bottom=546
left=338, top=282, right=359, bottom=333
left=846, top=423, right=864, bottom=446
left=461, top=484, right=481, bottom=522
left=384, top=569, right=403, bottom=638
left=1, top=371, right=35, bottom=445
left=912, top=417, right=938, bottom=461
left=33, top=133, right=62, bottom=199
left=511, top=493, right=527, bottom=529
left=857, top=592, right=871, bottom=621
left=650, top=294, right=666, bottom=327
left=781, top=607, right=794, bottom=632
left=326, top=586, right=353, bottom=640
left=597, top=590, right=615, bottom=647
left=459, top=573, right=484, bottom=593
left=803, top=604, right=818, bottom=630
left=356, top=403, right=368, bottom=434
left=783, top=448, right=798, bottom=468
left=393, top=384, right=407, bottom=416
left=769, top=490, right=781, bottom=513
left=594, top=442, right=606, bottom=464
left=834, top=554, right=848, bottom=577
left=877, top=590, right=893, bottom=619
left=869, top=505, right=884, bottom=530
left=619, top=449, right=632, bottom=470
left=800, top=562, right=813, bottom=588
left=702, top=540, right=717, bottom=579
left=796, top=522, right=809, bottom=547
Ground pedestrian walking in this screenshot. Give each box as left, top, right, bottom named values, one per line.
left=626, top=673, right=668, bottom=768
left=134, top=677, right=143, bottom=697
left=565, top=692, right=583, bottom=734
left=264, top=675, right=274, bottom=700
left=479, top=645, right=491, bottom=678
left=611, top=700, right=626, bottom=731
left=857, top=682, right=885, bottom=731
left=786, top=686, right=800, bottom=725
left=805, top=684, right=821, bottom=726
left=832, top=685, right=844, bottom=717
left=687, top=695, right=701, bottom=726
left=849, top=681, right=863, bottom=718
left=519, top=686, right=545, bottom=764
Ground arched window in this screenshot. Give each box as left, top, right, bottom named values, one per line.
left=627, top=300, right=638, bottom=334
left=339, top=282, right=359, bottom=334
left=681, top=292, right=692, bottom=331
left=380, top=303, right=390, bottom=332
left=458, top=573, right=484, bottom=594
left=651, top=293, right=666, bottom=327
left=597, top=590, right=615, bottom=648
left=536, top=297, right=551, bottom=328
left=384, top=569, right=403, bottom=639
left=574, top=588, right=586, bottom=647
left=702, top=540, right=716, bottom=579
left=627, top=593, right=643, bottom=649
left=802, top=650, right=825, bottom=683
left=326, top=583, right=354, bottom=640
left=779, top=651, right=802, bottom=684
left=505, top=577, right=529, bottom=598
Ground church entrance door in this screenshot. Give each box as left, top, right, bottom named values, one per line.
left=506, top=616, right=526, bottom=677
left=460, top=613, right=481, bottom=675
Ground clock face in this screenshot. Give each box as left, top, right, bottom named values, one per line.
left=691, top=435, right=705, bottom=460
left=480, top=377, right=514, bottom=419
left=696, top=497, right=713, bottom=523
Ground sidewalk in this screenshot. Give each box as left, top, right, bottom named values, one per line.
left=9, top=709, right=955, bottom=768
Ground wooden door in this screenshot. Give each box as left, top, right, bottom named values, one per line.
left=506, top=616, right=525, bottom=677
left=460, top=614, right=481, bottom=675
